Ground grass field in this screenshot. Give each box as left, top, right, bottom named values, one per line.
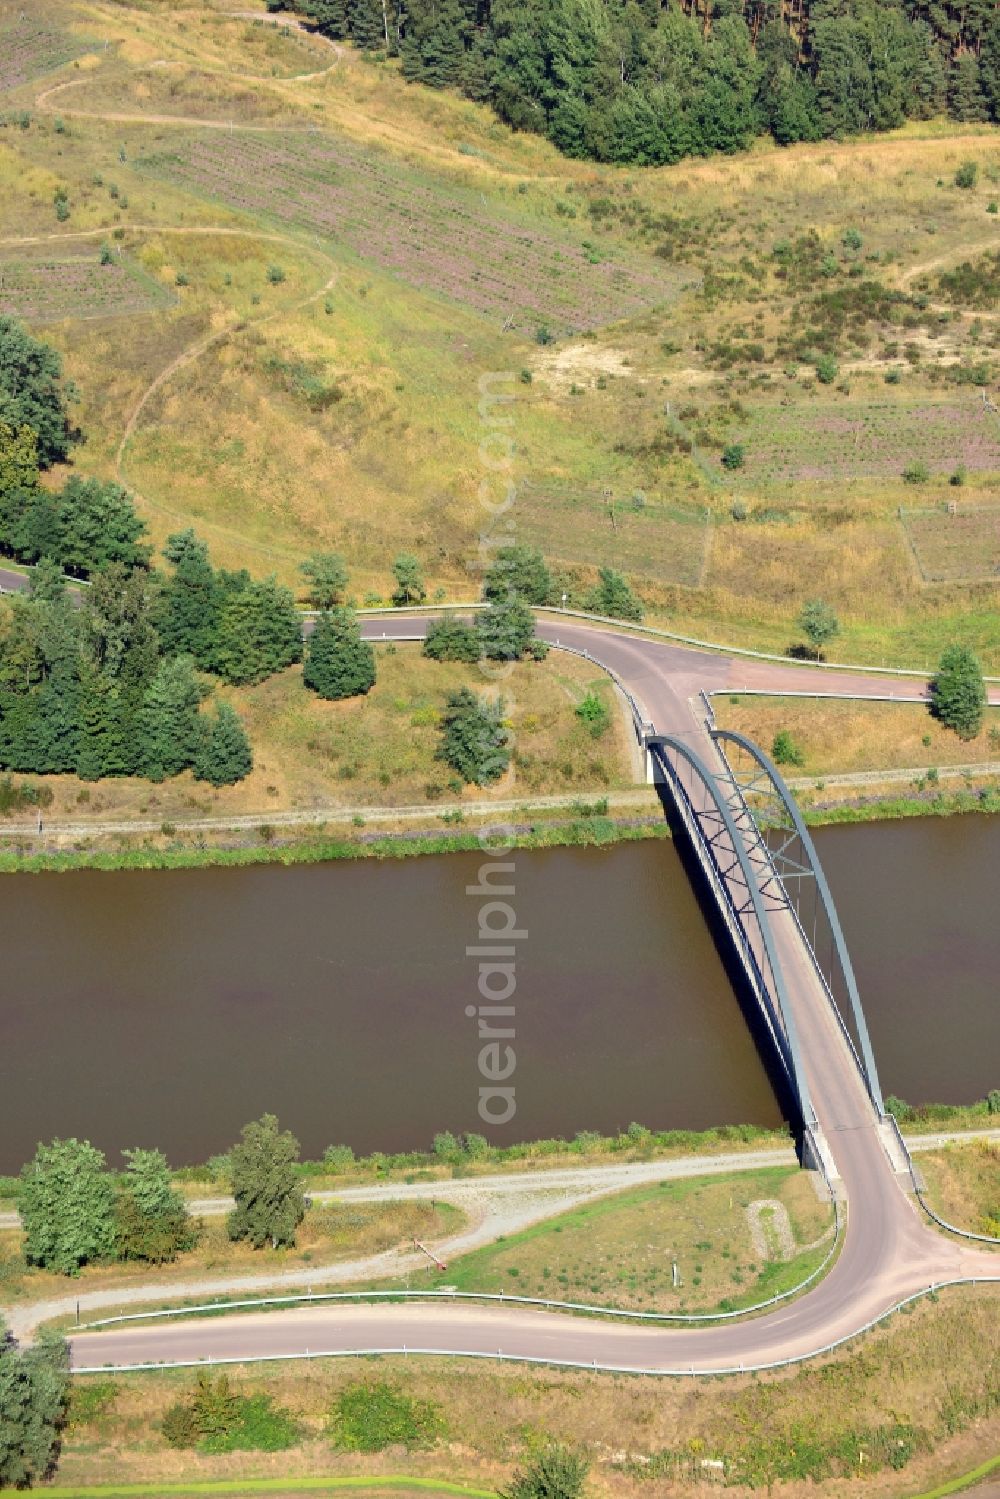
left=903, top=502, right=1000, bottom=581
left=410, top=1165, right=834, bottom=1314
left=917, top=1138, right=1000, bottom=1238
left=714, top=696, right=1000, bottom=776
left=0, top=1199, right=461, bottom=1306
left=49, top=1288, right=1000, bottom=1496
left=135, top=130, right=684, bottom=334
left=734, top=395, right=1000, bottom=485
left=3, top=5, right=1000, bottom=662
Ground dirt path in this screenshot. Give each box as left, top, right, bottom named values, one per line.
left=898, top=235, right=1000, bottom=288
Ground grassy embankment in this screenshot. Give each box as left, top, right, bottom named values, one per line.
left=48, top=1287, right=1000, bottom=1497
left=3, top=3, right=1000, bottom=668
left=917, top=1138, right=1000, bottom=1238
left=715, top=695, right=1000, bottom=824
left=397, top=1165, right=835, bottom=1315
left=0, top=1168, right=837, bottom=1325
left=0, top=645, right=635, bottom=827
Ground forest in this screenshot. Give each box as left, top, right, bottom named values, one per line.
left=284, top=0, right=1000, bottom=163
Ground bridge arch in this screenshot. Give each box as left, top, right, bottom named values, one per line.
left=709, top=727, right=886, bottom=1118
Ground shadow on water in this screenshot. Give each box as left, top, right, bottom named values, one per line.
left=653, top=780, right=803, bottom=1149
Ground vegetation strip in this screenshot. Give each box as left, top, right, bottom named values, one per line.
left=908, top=1455, right=1000, bottom=1499
left=49, top=1480, right=494, bottom=1497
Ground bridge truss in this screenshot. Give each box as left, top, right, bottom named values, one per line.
left=647, top=734, right=818, bottom=1133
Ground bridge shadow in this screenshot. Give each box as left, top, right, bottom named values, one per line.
left=653, top=782, right=807, bottom=1161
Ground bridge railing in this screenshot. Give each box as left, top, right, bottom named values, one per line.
left=709, top=729, right=886, bottom=1120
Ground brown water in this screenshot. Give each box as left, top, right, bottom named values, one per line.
left=0, top=818, right=996, bottom=1173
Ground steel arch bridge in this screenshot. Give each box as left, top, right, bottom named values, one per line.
left=647, top=726, right=886, bottom=1138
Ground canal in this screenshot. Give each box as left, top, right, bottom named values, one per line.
left=0, top=816, right=996, bottom=1173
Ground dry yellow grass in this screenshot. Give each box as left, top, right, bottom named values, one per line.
left=0, top=646, right=636, bottom=830
left=51, top=1288, right=1000, bottom=1498
left=714, top=697, right=1000, bottom=776
left=0, top=1199, right=460, bottom=1305
left=917, top=1139, right=1000, bottom=1237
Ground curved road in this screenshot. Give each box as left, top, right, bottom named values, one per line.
left=66, top=612, right=999, bottom=1375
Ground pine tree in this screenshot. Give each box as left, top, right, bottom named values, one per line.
left=586, top=567, right=643, bottom=622
left=75, top=665, right=128, bottom=781
left=422, top=616, right=480, bottom=663
left=304, top=607, right=376, bottom=699
left=437, top=687, right=509, bottom=784
left=476, top=595, right=536, bottom=660
left=19, top=1138, right=117, bottom=1274
left=948, top=51, right=988, bottom=122
left=137, top=655, right=204, bottom=781
left=931, top=645, right=986, bottom=739
left=227, top=1114, right=306, bottom=1250
left=214, top=577, right=303, bottom=686
left=193, top=701, right=253, bottom=786
left=157, top=530, right=221, bottom=668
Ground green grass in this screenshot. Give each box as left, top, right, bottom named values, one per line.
left=908, top=1454, right=1000, bottom=1499
left=408, top=1166, right=834, bottom=1315
left=0, top=814, right=669, bottom=875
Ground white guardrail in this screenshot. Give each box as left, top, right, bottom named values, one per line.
left=72, top=1275, right=1000, bottom=1377
left=886, top=1113, right=1000, bottom=1245
left=356, top=602, right=1000, bottom=685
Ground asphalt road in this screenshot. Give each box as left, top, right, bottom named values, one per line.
left=66, top=612, right=1000, bottom=1375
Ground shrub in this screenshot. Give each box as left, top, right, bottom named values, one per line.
left=721, top=442, right=745, bottom=470
left=771, top=730, right=805, bottom=767
left=575, top=691, right=610, bottom=737
left=500, top=1442, right=589, bottom=1498
left=99, top=243, right=113, bottom=265
left=162, top=1374, right=298, bottom=1453
left=266, top=264, right=286, bottom=284
left=322, top=1144, right=355, bottom=1171
left=955, top=160, right=978, bottom=189
left=902, top=459, right=929, bottom=483
left=422, top=617, right=480, bottom=663
left=329, top=1380, right=444, bottom=1452
left=814, top=353, right=838, bottom=384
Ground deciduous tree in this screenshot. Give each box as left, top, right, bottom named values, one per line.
left=0, top=1327, right=70, bottom=1488
left=227, top=1114, right=306, bottom=1250
left=19, top=1138, right=116, bottom=1274
left=931, top=644, right=986, bottom=739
